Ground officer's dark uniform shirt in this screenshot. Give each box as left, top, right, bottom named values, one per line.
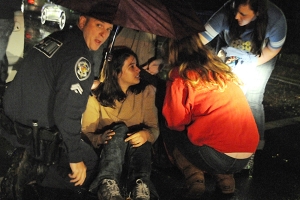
left=3, top=26, right=94, bottom=163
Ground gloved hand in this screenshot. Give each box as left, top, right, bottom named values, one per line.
left=221, top=47, right=258, bottom=68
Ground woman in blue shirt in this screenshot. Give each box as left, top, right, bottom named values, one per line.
left=199, top=0, right=287, bottom=153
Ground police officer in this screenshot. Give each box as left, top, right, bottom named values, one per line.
left=1, top=15, right=113, bottom=199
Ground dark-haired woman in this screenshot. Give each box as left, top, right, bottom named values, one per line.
left=81, top=46, right=159, bottom=200
left=162, top=34, right=259, bottom=198
left=199, top=0, right=287, bottom=152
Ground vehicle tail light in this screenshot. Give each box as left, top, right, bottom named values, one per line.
left=25, top=30, right=33, bottom=40
left=27, top=0, right=35, bottom=5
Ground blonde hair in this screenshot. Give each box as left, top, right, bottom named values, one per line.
left=168, top=34, right=242, bottom=91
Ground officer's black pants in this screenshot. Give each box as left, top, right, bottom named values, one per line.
left=40, top=139, right=98, bottom=191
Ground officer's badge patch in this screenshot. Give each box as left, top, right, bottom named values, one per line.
left=75, top=57, right=91, bottom=81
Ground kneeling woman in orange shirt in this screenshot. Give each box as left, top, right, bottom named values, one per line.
left=162, top=34, right=259, bottom=198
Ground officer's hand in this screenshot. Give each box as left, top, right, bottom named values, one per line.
left=69, top=162, right=87, bottom=186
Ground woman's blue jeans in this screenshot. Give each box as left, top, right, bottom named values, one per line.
left=244, top=56, right=277, bottom=149
left=164, top=129, right=249, bottom=175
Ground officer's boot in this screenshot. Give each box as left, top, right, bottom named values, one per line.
left=172, top=147, right=205, bottom=199
left=88, top=122, right=128, bottom=200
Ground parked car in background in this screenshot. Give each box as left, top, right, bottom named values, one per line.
left=6, top=11, right=25, bottom=83
left=40, top=2, right=80, bottom=30
left=23, top=0, right=48, bottom=16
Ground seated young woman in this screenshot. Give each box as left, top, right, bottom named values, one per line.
left=81, top=46, right=159, bottom=200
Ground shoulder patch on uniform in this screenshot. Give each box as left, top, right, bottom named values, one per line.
left=34, top=37, right=63, bottom=58
left=75, top=57, right=91, bottom=81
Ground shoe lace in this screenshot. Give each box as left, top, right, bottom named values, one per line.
left=102, top=179, right=121, bottom=197
left=134, top=179, right=150, bottom=199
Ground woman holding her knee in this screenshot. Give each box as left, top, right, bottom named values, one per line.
left=81, top=46, right=159, bottom=200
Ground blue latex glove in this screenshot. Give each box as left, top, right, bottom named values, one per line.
left=221, top=47, right=258, bottom=68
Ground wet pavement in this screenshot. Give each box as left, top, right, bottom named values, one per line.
left=1, top=9, right=300, bottom=200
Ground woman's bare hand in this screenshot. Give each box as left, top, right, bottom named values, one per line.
left=85, top=130, right=116, bottom=148
left=100, top=129, right=115, bottom=144
left=124, top=130, right=150, bottom=147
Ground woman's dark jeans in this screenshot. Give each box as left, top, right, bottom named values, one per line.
left=164, top=129, right=249, bottom=175
left=89, top=122, right=152, bottom=193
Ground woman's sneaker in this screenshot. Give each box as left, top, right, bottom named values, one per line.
left=97, top=179, right=123, bottom=200
left=132, top=179, right=150, bottom=200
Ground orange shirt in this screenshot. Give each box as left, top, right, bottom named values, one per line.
left=162, top=69, right=259, bottom=153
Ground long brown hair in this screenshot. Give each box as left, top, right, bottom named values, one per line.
left=227, top=0, right=268, bottom=56
left=168, top=34, right=242, bottom=91
left=93, top=46, right=148, bottom=108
